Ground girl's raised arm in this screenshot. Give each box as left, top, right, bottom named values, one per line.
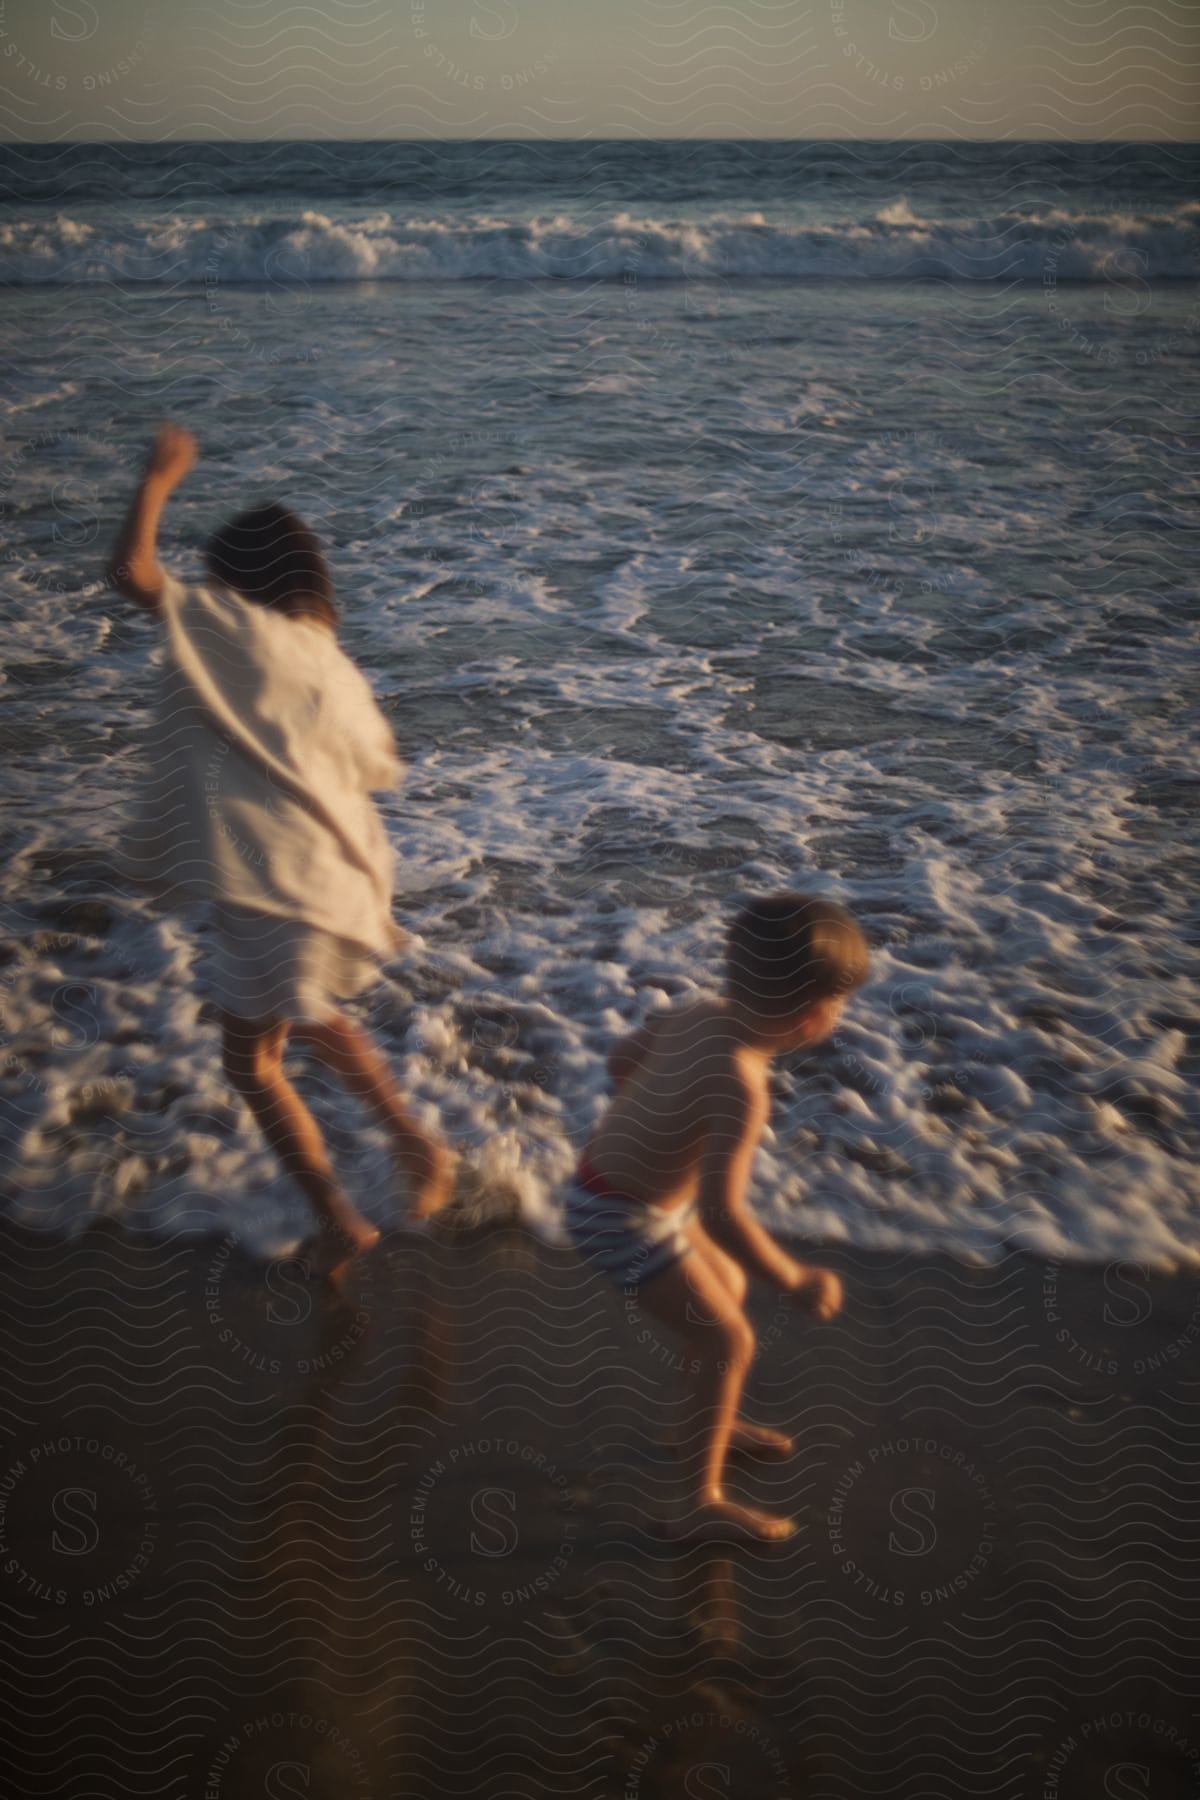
left=106, top=423, right=197, bottom=612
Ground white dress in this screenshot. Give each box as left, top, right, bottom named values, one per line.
left=122, top=573, right=404, bottom=1023
left=204, top=903, right=381, bottom=1024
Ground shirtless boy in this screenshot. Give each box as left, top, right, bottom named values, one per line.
left=567, top=892, right=869, bottom=1543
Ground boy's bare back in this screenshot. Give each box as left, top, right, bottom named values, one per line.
left=585, top=997, right=770, bottom=1213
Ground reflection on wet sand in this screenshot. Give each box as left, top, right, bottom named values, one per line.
left=1, top=1220, right=1198, bottom=1797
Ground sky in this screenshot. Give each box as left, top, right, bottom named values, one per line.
left=0, top=0, right=1196, bottom=141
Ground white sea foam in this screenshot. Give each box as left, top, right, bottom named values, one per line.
left=2, top=203, right=1199, bottom=286
left=1, top=200, right=1197, bottom=1270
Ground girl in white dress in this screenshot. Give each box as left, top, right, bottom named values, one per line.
left=109, top=424, right=454, bottom=1276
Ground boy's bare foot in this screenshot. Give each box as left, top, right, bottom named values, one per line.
left=729, top=1422, right=795, bottom=1461
left=667, top=1498, right=797, bottom=1544
left=791, top=1266, right=843, bottom=1322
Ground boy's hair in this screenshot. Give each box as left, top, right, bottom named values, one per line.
left=725, top=892, right=869, bottom=1018
left=204, top=503, right=338, bottom=629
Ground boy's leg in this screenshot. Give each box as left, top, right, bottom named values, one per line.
left=634, top=1250, right=794, bottom=1542
left=685, top=1216, right=748, bottom=1305
left=292, top=1014, right=455, bottom=1218
left=220, top=1013, right=380, bottom=1262
left=684, top=1218, right=794, bottom=1460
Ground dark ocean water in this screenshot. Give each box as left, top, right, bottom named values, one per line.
left=0, top=139, right=1197, bottom=1263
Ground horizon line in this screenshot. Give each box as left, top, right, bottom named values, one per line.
left=5, top=133, right=1198, bottom=149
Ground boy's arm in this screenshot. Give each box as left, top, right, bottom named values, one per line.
left=696, top=1069, right=809, bottom=1291
left=105, top=423, right=197, bottom=611
left=606, top=1016, right=660, bottom=1089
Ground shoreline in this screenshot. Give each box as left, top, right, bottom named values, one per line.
left=2, top=1218, right=1198, bottom=1796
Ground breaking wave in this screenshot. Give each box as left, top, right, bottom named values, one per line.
left=3, top=201, right=1198, bottom=286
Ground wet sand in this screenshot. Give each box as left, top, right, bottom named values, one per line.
left=1, top=1218, right=1198, bottom=1799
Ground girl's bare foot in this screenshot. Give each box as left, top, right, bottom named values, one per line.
left=305, top=1208, right=381, bottom=1289
left=729, top=1421, right=795, bottom=1460
left=406, top=1140, right=458, bottom=1221
left=667, top=1498, right=796, bottom=1544
left=792, top=1266, right=843, bottom=1322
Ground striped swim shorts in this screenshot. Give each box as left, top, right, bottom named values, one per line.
left=564, top=1157, right=696, bottom=1290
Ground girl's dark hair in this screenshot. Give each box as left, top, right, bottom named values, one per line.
left=204, top=503, right=338, bottom=629
left=725, top=892, right=869, bottom=1016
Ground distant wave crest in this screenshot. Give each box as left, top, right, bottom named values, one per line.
left=3, top=202, right=1198, bottom=286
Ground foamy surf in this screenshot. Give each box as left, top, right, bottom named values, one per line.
left=2, top=139, right=1197, bottom=1270
left=2, top=202, right=1199, bottom=286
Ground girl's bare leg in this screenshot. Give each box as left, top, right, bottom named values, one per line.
left=636, top=1247, right=795, bottom=1543
left=221, top=1014, right=380, bottom=1271
left=293, top=1014, right=456, bottom=1218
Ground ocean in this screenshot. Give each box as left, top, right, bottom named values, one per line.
left=1, top=139, right=1197, bottom=1265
